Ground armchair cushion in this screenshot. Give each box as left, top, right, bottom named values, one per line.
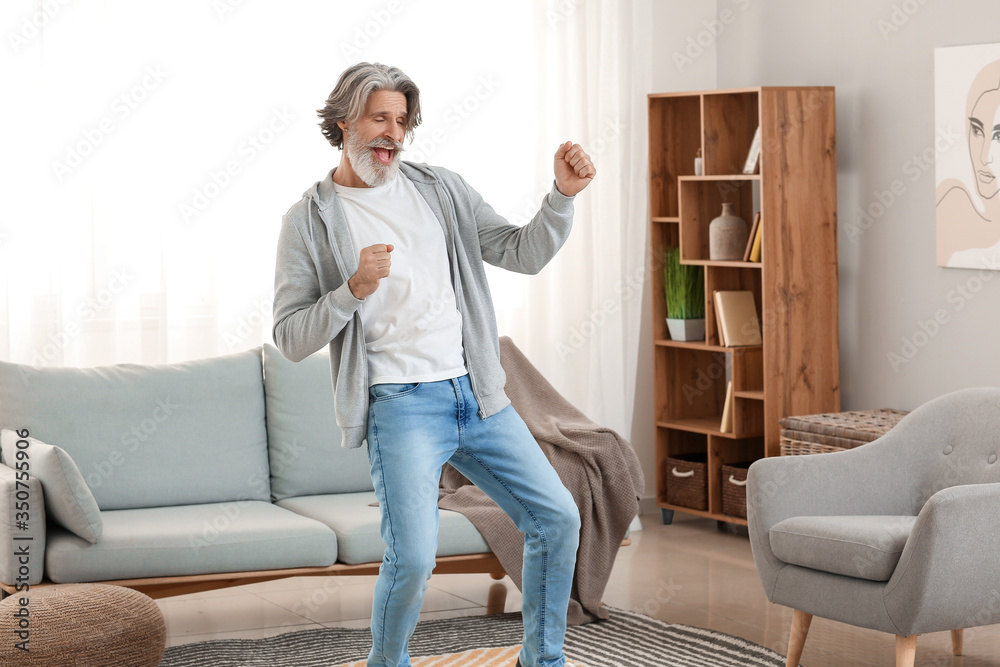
left=770, top=515, right=916, bottom=581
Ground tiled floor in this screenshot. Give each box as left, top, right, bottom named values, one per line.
left=158, top=512, right=1000, bottom=666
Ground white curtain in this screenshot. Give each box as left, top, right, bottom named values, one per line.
left=1, top=0, right=651, bottom=441
left=493, top=0, right=652, bottom=440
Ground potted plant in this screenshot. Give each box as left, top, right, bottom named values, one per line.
left=663, top=247, right=705, bottom=341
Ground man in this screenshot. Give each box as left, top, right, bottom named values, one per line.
left=272, top=62, right=595, bottom=667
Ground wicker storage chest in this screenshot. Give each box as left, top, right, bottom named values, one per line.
left=665, top=453, right=708, bottom=510
left=779, top=409, right=908, bottom=456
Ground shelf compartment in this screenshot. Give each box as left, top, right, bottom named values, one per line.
left=704, top=267, right=763, bottom=348
left=656, top=346, right=728, bottom=424
left=703, top=91, right=760, bottom=176
left=649, top=95, right=702, bottom=218
left=708, top=434, right=764, bottom=517
left=655, top=343, right=764, bottom=440
left=732, top=346, right=764, bottom=394
left=733, top=397, right=765, bottom=438
left=649, top=222, right=681, bottom=342
left=654, top=427, right=707, bottom=509
left=678, top=178, right=757, bottom=264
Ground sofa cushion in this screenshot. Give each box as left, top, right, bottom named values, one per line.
left=0, top=348, right=271, bottom=511
left=0, top=464, right=46, bottom=586
left=770, top=515, right=917, bottom=581
left=1, top=430, right=102, bottom=543
left=277, top=492, right=490, bottom=565
left=44, top=501, right=337, bottom=583
left=262, top=344, right=372, bottom=500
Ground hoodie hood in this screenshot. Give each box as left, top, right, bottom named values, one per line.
left=305, top=162, right=441, bottom=212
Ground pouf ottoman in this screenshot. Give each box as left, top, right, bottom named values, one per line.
left=0, top=583, right=165, bottom=666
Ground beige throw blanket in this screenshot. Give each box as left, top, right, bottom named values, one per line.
left=438, top=337, right=645, bottom=625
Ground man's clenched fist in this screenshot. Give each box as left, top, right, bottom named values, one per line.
left=348, top=243, right=394, bottom=299
left=553, top=141, right=596, bottom=197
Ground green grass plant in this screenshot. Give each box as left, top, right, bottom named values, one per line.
left=664, top=247, right=704, bottom=320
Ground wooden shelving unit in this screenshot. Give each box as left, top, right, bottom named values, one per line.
left=648, top=86, right=841, bottom=526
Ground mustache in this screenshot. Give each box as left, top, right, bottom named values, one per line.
left=367, top=138, right=405, bottom=153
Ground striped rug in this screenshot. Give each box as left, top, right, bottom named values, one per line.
left=160, top=606, right=787, bottom=667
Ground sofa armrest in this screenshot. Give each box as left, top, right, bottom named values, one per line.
left=882, top=482, right=1000, bottom=635
left=0, top=462, right=46, bottom=589
left=746, top=437, right=915, bottom=597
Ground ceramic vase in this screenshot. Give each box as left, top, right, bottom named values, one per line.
left=708, top=203, right=748, bottom=261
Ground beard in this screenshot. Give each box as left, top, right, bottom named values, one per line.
left=345, top=131, right=404, bottom=187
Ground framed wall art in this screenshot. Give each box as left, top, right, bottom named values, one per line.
left=935, top=42, right=1000, bottom=270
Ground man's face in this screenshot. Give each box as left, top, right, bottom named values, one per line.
left=343, top=90, right=407, bottom=187
left=969, top=88, right=1000, bottom=200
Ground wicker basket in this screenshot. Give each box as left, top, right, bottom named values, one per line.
left=665, top=452, right=708, bottom=510
left=779, top=408, right=908, bottom=456
left=721, top=461, right=753, bottom=519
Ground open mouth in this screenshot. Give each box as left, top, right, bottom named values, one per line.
left=372, top=146, right=394, bottom=165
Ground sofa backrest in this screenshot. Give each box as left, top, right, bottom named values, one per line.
left=262, top=344, right=372, bottom=501
left=0, top=348, right=271, bottom=511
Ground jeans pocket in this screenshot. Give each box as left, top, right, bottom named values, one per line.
left=370, top=382, right=420, bottom=403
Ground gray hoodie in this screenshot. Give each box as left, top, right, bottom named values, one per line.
left=272, top=161, right=575, bottom=449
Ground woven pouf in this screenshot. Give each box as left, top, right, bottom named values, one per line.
left=0, top=583, right=165, bottom=666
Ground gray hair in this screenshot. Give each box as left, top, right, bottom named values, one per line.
left=317, top=62, right=421, bottom=149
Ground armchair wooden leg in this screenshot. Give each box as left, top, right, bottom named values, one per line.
left=895, top=635, right=917, bottom=667
left=785, top=609, right=812, bottom=667
left=951, top=628, right=964, bottom=656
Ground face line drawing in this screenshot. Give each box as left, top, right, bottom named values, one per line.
left=968, top=87, right=1000, bottom=200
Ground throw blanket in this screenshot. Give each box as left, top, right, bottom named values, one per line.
left=438, top=337, right=645, bottom=625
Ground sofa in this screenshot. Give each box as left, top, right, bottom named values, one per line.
left=0, top=344, right=504, bottom=599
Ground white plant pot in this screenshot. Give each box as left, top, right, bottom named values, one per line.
left=666, top=318, right=705, bottom=342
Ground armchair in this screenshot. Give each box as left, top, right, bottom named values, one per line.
left=747, top=387, right=1000, bottom=667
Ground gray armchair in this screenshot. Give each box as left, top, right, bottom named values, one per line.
left=747, top=387, right=1000, bottom=667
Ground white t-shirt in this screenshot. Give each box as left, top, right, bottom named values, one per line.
left=333, top=172, right=467, bottom=386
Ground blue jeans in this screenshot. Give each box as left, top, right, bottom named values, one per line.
left=365, top=374, right=581, bottom=667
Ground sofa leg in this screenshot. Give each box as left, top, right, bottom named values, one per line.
left=785, top=609, right=812, bottom=667
left=895, top=635, right=917, bottom=667
left=951, top=629, right=963, bottom=656
left=486, top=582, right=507, bottom=615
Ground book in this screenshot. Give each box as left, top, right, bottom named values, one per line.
left=713, top=291, right=727, bottom=346
left=742, top=126, right=762, bottom=174
left=720, top=380, right=734, bottom=433
left=714, top=290, right=762, bottom=346
left=748, top=215, right=763, bottom=262
left=743, top=211, right=761, bottom=262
